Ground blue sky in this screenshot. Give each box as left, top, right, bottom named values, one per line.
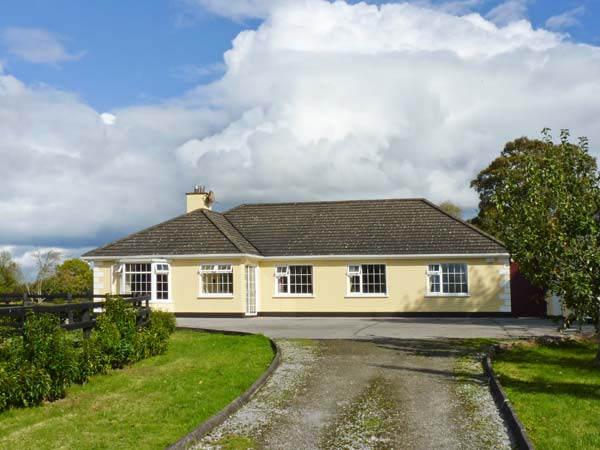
left=0, top=0, right=252, bottom=110
left=1, top=0, right=597, bottom=112
left=1, top=0, right=599, bottom=274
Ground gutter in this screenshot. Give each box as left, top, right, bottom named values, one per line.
left=82, top=252, right=510, bottom=262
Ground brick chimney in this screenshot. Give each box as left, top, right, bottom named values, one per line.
left=186, top=185, right=215, bottom=212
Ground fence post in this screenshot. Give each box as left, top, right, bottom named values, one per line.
left=146, top=295, right=150, bottom=324
left=82, top=305, right=91, bottom=339
left=66, top=293, right=74, bottom=325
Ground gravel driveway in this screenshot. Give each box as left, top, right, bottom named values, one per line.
left=192, top=338, right=511, bottom=450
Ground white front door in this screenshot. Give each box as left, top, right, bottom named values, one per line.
left=245, top=265, right=257, bottom=316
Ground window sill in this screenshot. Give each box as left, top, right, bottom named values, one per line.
left=345, top=294, right=389, bottom=298
left=425, top=294, right=471, bottom=298
left=273, top=295, right=315, bottom=298
left=150, top=299, right=172, bottom=303
left=197, top=295, right=234, bottom=299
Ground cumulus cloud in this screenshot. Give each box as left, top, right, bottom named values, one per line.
left=412, top=0, right=483, bottom=15
left=485, top=0, right=528, bottom=26
left=1, top=27, right=84, bottom=64
left=170, top=62, right=226, bottom=82
left=178, top=0, right=281, bottom=21
left=545, top=6, right=585, bottom=31
left=1, top=0, right=600, bottom=254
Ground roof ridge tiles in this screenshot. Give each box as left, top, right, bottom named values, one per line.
left=202, top=209, right=261, bottom=255
left=223, top=197, right=425, bottom=213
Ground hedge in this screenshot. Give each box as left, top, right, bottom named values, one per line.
left=0, top=297, right=176, bottom=411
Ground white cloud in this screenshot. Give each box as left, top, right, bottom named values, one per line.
left=100, top=112, right=116, bottom=125
left=412, top=0, right=482, bottom=15
left=485, top=0, right=528, bottom=26
left=170, top=62, right=226, bottom=81
left=1, top=27, right=84, bottom=64
left=179, top=0, right=281, bottom=21
left=545, top=6, right=585, bottom=31
left=1, top=0, right=600, bottom=253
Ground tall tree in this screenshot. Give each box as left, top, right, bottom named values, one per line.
left=44, top=259, right=93, bottom=294
left=492, top=129, right=600, bottom=366
left=469, top=137, right=594, bottom=237
left=29, top=249, right=62, bottom=295
left=0, top=251, right=22, bottom=293
left=438, top=201, right=462, bottom=218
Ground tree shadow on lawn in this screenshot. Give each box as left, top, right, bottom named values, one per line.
left=495, top=341, right=598, bottom=371
left=496, top=372, right=600, bottom=401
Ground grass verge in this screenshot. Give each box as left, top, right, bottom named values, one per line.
left=493, top=338, right=600, bottom=450
left=0, top=330, right=274, bottom=450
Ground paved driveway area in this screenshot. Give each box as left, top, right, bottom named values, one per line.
left=177, top=316, right=561, bottom=339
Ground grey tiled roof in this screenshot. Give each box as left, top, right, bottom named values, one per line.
left=83, top=198, right=506, bottom=258
left=83, top=208, right=259, bottom=257
left=224, top=199, right=506, bottom=256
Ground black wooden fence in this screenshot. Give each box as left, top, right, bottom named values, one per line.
left=0, top=293, right=151, bottom=335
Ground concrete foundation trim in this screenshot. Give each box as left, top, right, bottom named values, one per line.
left=257, top=311, right=515, bottom=318
left=175, top=312, right=246, bottom=318
left=166, top=328, right=281, bottom=450
left=483, top=349, right=535, bottom=450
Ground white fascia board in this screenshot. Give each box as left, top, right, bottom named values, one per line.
left=81, top=253, right=254, bottom=262
left=83, top=252, right=509, bottom=262
left=260, top=253, right=509, bottom=260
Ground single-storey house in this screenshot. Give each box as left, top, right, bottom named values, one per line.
left=82, top=188, right=512, bottom=317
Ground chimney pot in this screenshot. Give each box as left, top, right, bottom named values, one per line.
left=186, top=185, right=213, bottom=212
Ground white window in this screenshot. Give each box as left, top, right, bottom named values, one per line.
left=155, top=263, right=169, bottom=300
left=123, top=263, right=152, bottom=296
left=275, top=265, right=313, bottom=295
left=347, top=264, right=387, bottom=295
left=427, top=263, right=469, bottom=295
left=120, top=262, right=170, bottom=301
left=199, top=264, right=233, bottom=296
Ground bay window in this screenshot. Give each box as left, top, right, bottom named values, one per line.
left=119, top=262, right=170, bottom=301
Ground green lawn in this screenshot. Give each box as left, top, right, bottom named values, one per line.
left=494, top=339, right=600, bottom=450
left=0, top=330, right=275, bottom=450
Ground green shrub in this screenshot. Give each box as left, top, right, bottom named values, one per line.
left=150, top=310, right=176, bottom=334
left=133, top=310, right=176, bottom=360
left=21, top=313, right=78, bottom=400
left=90, top=297, right=137, bottom=369
left=0, top=298, right=176, bottom=411
left=0, top=313, right=77, bottom=409
left=74, top=336, right=109, bottom=384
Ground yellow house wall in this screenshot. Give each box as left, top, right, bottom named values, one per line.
left=258, top=257, right=510, bottom=313
left=91, top=256, right=510, bottom=314
left=170, top=259, right=246, bottom=314
left=92, top=262, right=114, bottom=296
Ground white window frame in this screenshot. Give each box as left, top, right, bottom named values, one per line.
left=198, top=263, right=234, bottom=298
left=426, top=262, right=469, bottom=297
left=274, top=265, right=314, bottom=297
left=345, top=263, right=388, bottom=297
left=117, top=261, right=171, bottom=302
